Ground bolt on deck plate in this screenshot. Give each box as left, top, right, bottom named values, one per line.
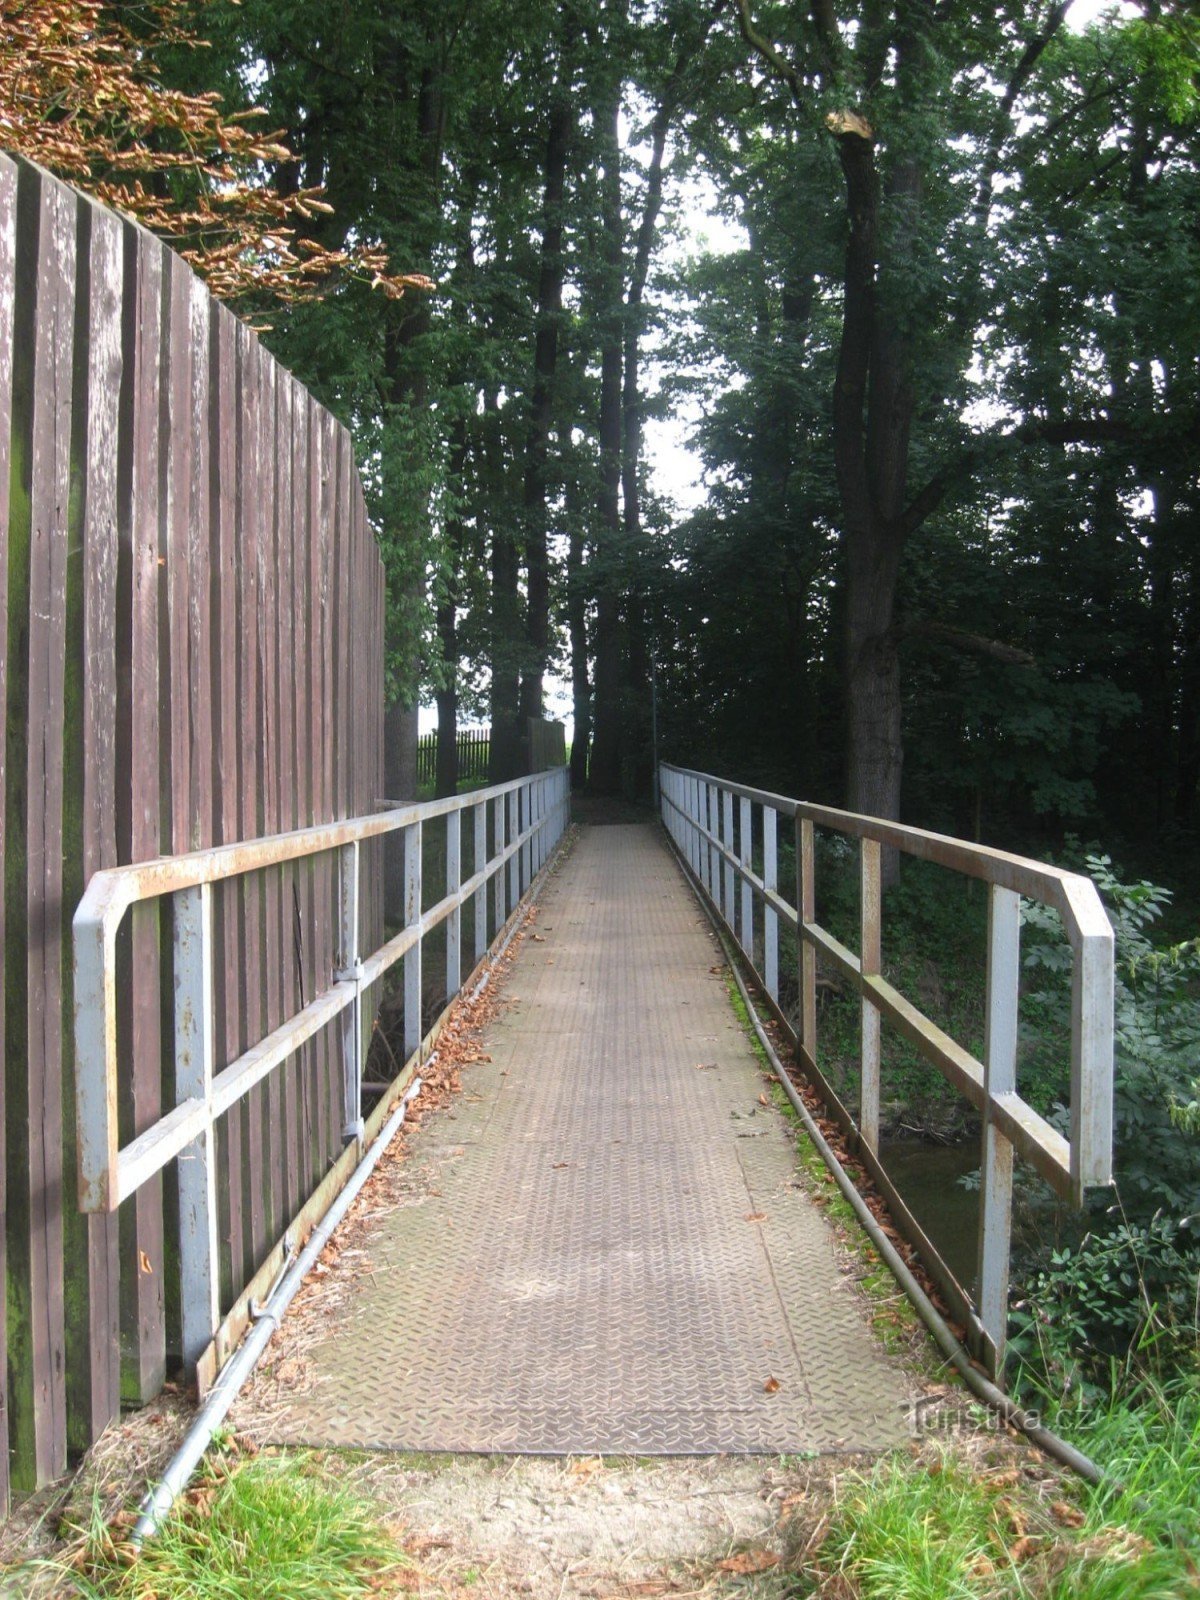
left=247, top=824, right=913, bottom=1455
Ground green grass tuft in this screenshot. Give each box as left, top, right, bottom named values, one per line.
left=61, top=1451, right=408, bottom=1600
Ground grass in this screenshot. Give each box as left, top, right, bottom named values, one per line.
left=790, top=1445, right=1197, bottom=1599
left=41, top=1447, right=409, bottom=1600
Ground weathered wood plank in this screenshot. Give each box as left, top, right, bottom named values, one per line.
left=210, top=302, right=245, bottom=1302
left=10, top=164, right=76, bottom=1483
left=274, top=368, right=300, bottom=1216
left=0, top=152, right=17, bottom=1516
left=61, top=190, right=122, bottom=1456
left=236, top=324, right=267, bottom=1269
left=256, top=352, right=283, bottom=1243
left=116, top=221, right=167, bottom=1403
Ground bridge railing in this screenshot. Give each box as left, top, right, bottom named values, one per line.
left=74, top=766, right=569, bottom=1378
left=659, top=763, right=1114, bottom=1373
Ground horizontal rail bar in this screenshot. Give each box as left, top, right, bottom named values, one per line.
left=75, top=768, right=571, bottom=1215
left=659, top=761, right=1114, bottom=1375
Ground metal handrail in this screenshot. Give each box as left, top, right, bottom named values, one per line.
left=74, top=766, right=570, bottom=1371
left=659, top=762, right=1114, bottom=1372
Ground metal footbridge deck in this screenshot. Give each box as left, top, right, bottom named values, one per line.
left=250, top=823, right=910, bottom=1455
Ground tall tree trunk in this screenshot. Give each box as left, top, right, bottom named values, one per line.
left=487, top=391, right=524, bottom=782
left=435, top=415, right=469, bottom=798
left=587, top=61, right=626, bottom=796
left=518, top=39, right=574, bottom=726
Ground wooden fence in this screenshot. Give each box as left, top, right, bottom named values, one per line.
left=416, top=726, right=490, bottom=787
left=0, top=154, right=384, bottom=1505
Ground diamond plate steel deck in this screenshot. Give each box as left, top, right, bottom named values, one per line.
left=257, top=824, right=913, bottom=1455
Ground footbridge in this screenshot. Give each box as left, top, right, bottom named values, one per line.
left=73, top=764, right=1114, bottom=1459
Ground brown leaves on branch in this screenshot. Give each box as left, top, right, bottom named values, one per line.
left=0, top=0, right=432, bottom=305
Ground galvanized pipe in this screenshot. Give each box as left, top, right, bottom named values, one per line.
left=130, top=1075, right=424, bottom=1547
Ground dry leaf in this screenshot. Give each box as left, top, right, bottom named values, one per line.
left=758, top=1093, right=770, bottom=1106
left=1008, top=1536, right=1039, bottom=1563
left=716, top=1549, right=779, bottom=1575
left=138, top=1250, right=153, bottom=1275
left=553, top=1161, right=570, bottom=1170
left=744, top=1211, right=767, bottom=1223
left=763, top=1375, right=781, bottom=1393
left=1051, top=1500, right=1086, bottom=1528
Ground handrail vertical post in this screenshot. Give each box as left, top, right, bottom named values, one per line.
left=174, top=882, right=218, bottom=1373
left=722, top=789, right=735, bottom=924
left=404, top=822, right=422, bottom=1059
left=763, top=807, right=778, bottom=1003
left=445, top=811, right=461, bottom=997
left=336, top=841, right=364, bottom=1147
left=494, top=793, right=507, bottom=931
left=739, top=795, right=753, bottom=960
left=508, top=789, right=520, bottom=908
left=979, top=884, right=1019, bottom=1373
left=860, top=838, right=882, bottom=1155
left=474, top=801, right=487, bottom=963
left=797, top=816, right=816, bottom=1068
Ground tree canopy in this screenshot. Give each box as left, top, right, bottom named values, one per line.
left=7, top=0, right=1199, bottom=865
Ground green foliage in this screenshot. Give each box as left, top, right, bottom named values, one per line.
left=795, top=1435, right=1199, bottom=1600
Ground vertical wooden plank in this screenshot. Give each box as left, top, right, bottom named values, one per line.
left=4, top=161, right=74, bottom=1488
left=209, top=302, right=244, bottom=1299
left=306, top=398, right=326, bottom=1178
left=0, top=152, right=16, bottom=1512
left=60, top=189, right=122, bottom=1459
left=318, top=408, right=338, bottom=1164
left=185, top=270, right=218, bottom=1308
left=290, top=384, right=316, bottom=1198
left=256, top=351, right=283, bottom=1245
left=275, top=369, right=301, bottom=1219
left=114, top=222, right=167, bottom=1403
left=404, top=823, right=422, bottom=1059
left=236, top=324, right=266, bottom=1268
left=859, top=837, right=881, bottom=1155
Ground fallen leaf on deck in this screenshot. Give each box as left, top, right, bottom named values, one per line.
left=744, top=1211, right=767, bottom=1223
left=763, top=1376, right=781, bottom=1393
left=553, top=1161, right=570, bottom=1169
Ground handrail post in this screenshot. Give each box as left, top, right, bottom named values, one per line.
left=797, top=816, right=816, bottom=1068
left=404, top=822, right=422, bottom=1060
left=445, top=812, right=461, bottom=996
left=336, top=841, right=364, bottom=1148
left=474, top=801, right=488, bottom=963
left=860, top=839, right=882, bottom=1155
left=739, top=795, right=753, bottom=960
left=174, top=882, right=218, bottom=1373
left=722, top=788, right=735, bottom=925
left=979, top=884, right=1019, bottom=1373
left=494, top=793, right=507, bottom=929
left=508, top=789, right=520, bottom=908
left=763, top=807, right=779, bottom=1003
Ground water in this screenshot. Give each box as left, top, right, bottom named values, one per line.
left=878, top=1135, right=982, bottom=1292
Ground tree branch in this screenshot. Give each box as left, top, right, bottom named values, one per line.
left=897, top=620, right=1036, bottom=667
left=894, top=414, right=1170, bottom=541
left=734, top=0, right=803, bottom=100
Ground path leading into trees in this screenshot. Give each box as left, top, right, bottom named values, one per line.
left=247, top=823, right=911, bottom=1455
